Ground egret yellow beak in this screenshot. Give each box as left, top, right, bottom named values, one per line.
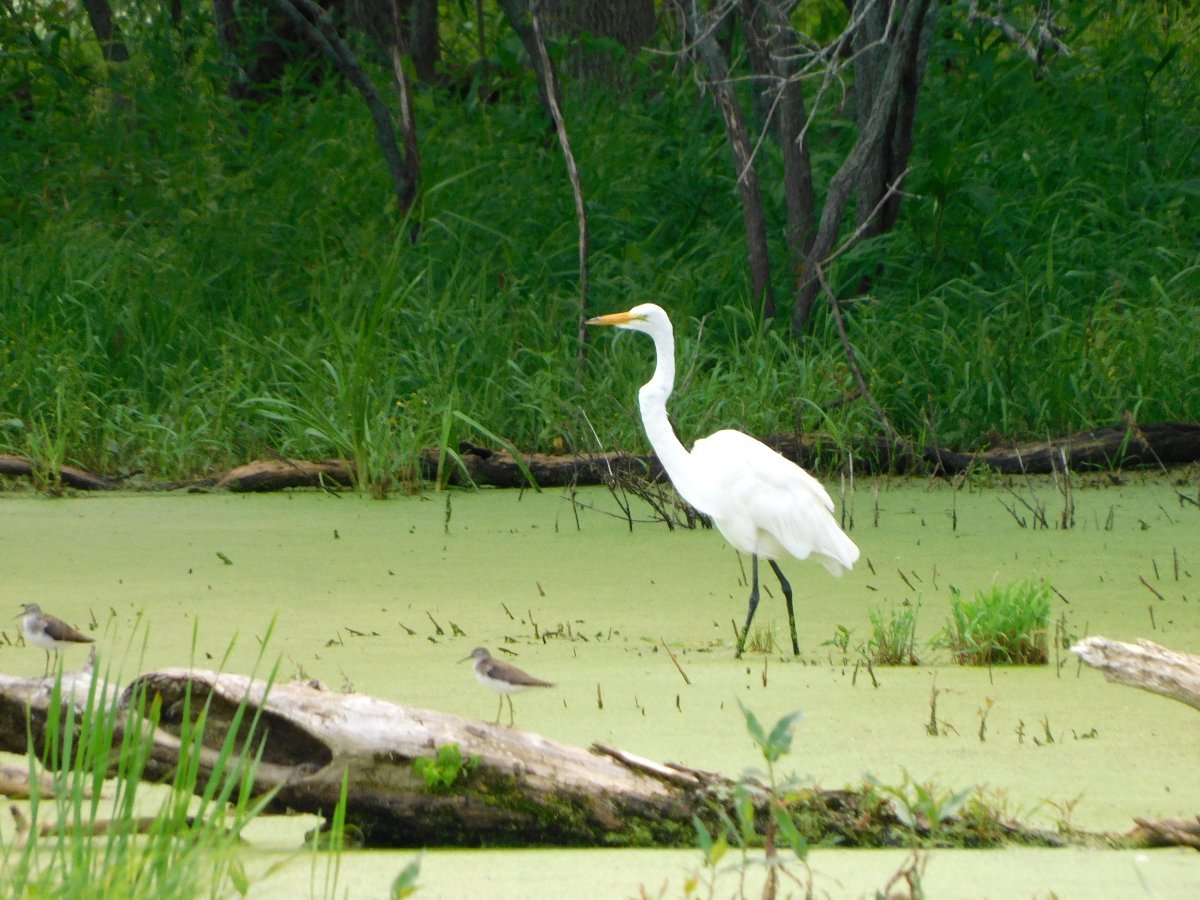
left=585, top=311, right=636, bottom=326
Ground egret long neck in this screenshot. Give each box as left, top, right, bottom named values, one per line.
left=638, top=326, right=694, bottom=488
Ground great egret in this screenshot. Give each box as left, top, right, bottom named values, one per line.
left=586, top=303, right=859, bottom=657
left=19, top=603, right=95, bottom=675
left=461, top=646, right=555, bottom=727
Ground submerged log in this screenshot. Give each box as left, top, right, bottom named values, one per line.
left=1071, top=636, right=1200, bottom=712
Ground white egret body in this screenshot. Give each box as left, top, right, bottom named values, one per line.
left=586, top=303, right=859, bottom=656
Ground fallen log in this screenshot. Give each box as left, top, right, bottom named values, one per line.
left=0, top=667, right=1066, bottom=849
left=1073, top=636, right=1200, bottom=852
left=1071, top=636, right=1200, bottom=712
left=213, top=458, right=354, bottom=492
left=2, top=422, right=1199, bottom=492
left=0, top=454, right=114, bottom=491
left=0, top=667, right=705, bottom=846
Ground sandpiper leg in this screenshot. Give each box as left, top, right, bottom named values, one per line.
left=494, top=695, right=504, bottom=725
left=736, top=555, right=763, bottom=658
left=768, top=559, right=799, bottom=655
left=506, top=696, right=515, bottom=728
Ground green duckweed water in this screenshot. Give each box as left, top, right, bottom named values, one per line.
left=2, top=476, right=1199, bottom=896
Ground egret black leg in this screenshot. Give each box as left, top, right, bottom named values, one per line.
left=769, top=559, right=799, bottom=655
left=736, top=555, right=762, bottom=658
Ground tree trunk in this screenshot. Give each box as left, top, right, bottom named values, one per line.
left=0, top=667, right=712, bottom=847
left=410, top=0, right=439, bottom=82
left=791, top=0, right=936, bottom=333
left=79, top=0, right=131, bottom=63
left=742, top=0, right=818, bottom=309
left=536, top=0, right=655, bottom=83
left=680, top=0, right=775, bottom=315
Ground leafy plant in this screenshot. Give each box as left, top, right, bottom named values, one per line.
left=935, top=581, right=1052, bottom=665
left=867, top=602, right=921, bottom=666
left=413, top=743, right=480, bottom=793
left=866, top=771, right=973, bottom=842
left=686, top=704, right=812, bottom=898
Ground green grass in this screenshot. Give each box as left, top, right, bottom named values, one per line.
left=936, top=581, right=1053, bottom=666
left=0, top=620, right=350, bottom=897
left=0, top=4, right=1197, bottom=486
left=867, top=602, right=921, bottom=666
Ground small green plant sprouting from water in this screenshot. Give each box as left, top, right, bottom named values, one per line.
left=391, top=856, right=422, bottom=898
left=866, top=771, right=973, bottom=842
left=823, top=623, right=859, bottom=666
left=743, top=622, right=779, bottom=655
left=935, top=580, right=1052, bottom=665
left=867, top=601, right=921, bottom=666
left=413, top=743, right=480, bottom=793
left=687, top=704, right=812, bottom=898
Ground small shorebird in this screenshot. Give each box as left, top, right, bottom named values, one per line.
left=19, top=603, right=95, bottom=676
left=461, top=647, right=554, bottom=727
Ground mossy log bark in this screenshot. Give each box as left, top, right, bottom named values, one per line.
left=193, top=421, right=1200, bottom=490
left=3, top=422, right=1198, bottom=492
left=0, top=668, right=717, bottom=847
left=0, top=667, right=1068, bottom=850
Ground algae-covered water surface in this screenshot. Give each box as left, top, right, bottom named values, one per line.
left=2, top=477, right=1199, bottom=897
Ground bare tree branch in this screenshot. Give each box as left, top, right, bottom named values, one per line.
left=968, top=1, right=1071, bottom=73
left=678, top=0, right=775, bottom=315
left=388, top=0, right=422, bottom=240
left=262, top=0, right=417, bottom=216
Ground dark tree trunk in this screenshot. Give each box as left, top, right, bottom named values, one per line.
left=742, top=0, right=818, bottom=305
left=791, top=0, right=936, bottom=334
left=79, top=0, right=131, bottom=62
left=496, top=0, right=556, bottom=115
left=680, top=0, right=775, bottom=316
left=410, top=0, right=439, bottom=82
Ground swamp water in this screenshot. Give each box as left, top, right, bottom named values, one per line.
left=2, top=477, right=1199, bottom=897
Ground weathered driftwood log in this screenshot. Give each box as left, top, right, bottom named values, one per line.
left=0, top=667, right=710, bottom=846
left=1071, top=636, right=1200, bottom=712
left=0, top=667, right=1080, bottom=849
left=1072, top=636, right=1200, bottom=851
left=213, top=458, right=354, bottom=492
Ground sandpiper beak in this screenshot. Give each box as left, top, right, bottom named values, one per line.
left=585, top=311, right=635, bottom=327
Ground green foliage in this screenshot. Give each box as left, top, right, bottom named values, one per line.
left=390, top=856, right=422, bottom=898
left=413, top=743, right=480, bottom=793
left=865, top=772, right=973, bottom=842
left=688, top=704, right=811, bottom=897
left=1, top=5, right=1197, bottom=485
left=867, top=602, right=921, bottom=666
left=0, top=623, right=283, bottom=897
left=936, top=581, right=1053, bottom=665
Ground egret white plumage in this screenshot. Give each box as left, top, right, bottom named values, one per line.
left=586, top=303, right=860, bottom=657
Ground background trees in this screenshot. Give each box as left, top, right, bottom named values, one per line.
left=0, top=1, right=1197, bottom=488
